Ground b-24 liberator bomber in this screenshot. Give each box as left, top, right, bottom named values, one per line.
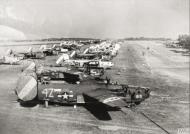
left=18, top=47, right=45, bottom=59
left=15, top=63, right=151, bottom=119
left=0, top=49, right=21, bottom=65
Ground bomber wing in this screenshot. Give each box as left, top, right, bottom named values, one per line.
left=83, top=88, right=127, bottom=107
left=82, top=88, right=126, bottom=120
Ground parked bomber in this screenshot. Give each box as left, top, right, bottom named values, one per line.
left=59, top=41, right=83, bottom=51
left=36, top=66, right=83, bottom=84
left=0, top=55, right=20, bottom=65
left=15, top=63, right=150, bottom=120
left=19, top=47, right=45, bottom=59
left=56, top=53, right=114, bottom=69
left=73, top=48, right=108, bottom=60
left=0, top=49, right=21, bottom=65
left=40, top=45, right=57, bottom=56
left=39, top=42, right=82, bottom=56
left=40, top=44, right=71, bottom=55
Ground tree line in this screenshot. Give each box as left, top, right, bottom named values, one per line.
left=178, top=34, right=190, bottom=50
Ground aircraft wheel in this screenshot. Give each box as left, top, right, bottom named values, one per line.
left=45, top=100, right=49, bottom=108
left=74, top=105, right=77, bottom=109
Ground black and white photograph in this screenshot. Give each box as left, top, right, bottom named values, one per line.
left=0, top=0, right=189, bottom=134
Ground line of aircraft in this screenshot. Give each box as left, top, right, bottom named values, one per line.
left=11, top=40, right=150, bottom=120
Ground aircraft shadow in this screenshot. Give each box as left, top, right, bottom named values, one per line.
left=18, top=94, right=121, bottom=121
left=19, top=99, right=39, bottom=107
left=170, top=49, right=190, bottom=56
left=83, top=93, right=120, bottom=121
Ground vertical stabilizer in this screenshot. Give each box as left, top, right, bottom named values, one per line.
left=56, top=53, right=69, bottom=64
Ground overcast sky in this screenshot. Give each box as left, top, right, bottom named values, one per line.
left=0, top=0, right=189, bottom=40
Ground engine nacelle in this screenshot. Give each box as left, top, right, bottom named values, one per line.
left=122, top=85, right=150, bottom=105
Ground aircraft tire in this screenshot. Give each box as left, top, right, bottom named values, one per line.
left=45, top=100, right=49, bottom=108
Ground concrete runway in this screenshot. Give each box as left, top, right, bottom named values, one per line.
left=0, top=41, right=189, bottom=134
